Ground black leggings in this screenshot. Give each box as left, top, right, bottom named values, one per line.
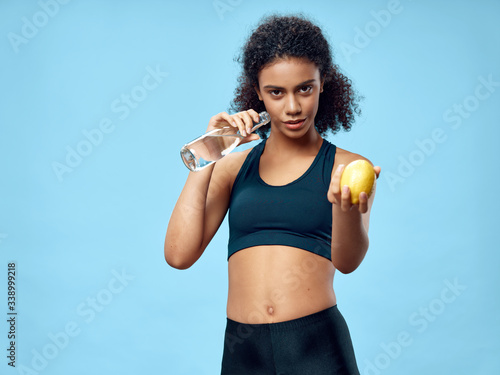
left=221, top=305, right=360, bottom=375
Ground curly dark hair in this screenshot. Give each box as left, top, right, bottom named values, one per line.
left=230, top=13, right=362, bottom=139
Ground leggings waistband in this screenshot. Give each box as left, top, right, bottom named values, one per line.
left=226, top=304, right=339, bottom=333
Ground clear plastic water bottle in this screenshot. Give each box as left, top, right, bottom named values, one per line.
left=180, top=111, right=270, bottom=172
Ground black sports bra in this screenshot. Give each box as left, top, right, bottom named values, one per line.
left=227, top=138, right=337, bottom=260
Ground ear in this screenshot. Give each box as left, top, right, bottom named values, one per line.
left=254, top=85, right=263, bottom=101
left=320, top=79, right=324, bottom=93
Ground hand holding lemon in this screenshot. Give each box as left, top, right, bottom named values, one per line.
left=340, top=160, right=376, bottom=204
left=328, top=159, right=380, bottom=213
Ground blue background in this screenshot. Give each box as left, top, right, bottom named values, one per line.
left=1, top=0, right=499, bottom=374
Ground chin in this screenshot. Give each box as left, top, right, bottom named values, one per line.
left=284, top=122, right=315, bottom=137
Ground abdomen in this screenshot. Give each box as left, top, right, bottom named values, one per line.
left=227, top=245, right=336, bottom=324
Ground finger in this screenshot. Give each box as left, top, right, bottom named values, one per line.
left=358, top=192, right=368, bottom=213
left=328, top=164, right=344, bottom=203
left=247, top=109, right=261, bottom=124
left=327, top=188, right=336, bottom=204
left=330, top=164, right=344, bottom=192
left=340, top=185, right=352, bottom=212
left=374, top=166, right=381, bottom=179
left=240, top=111, right=255, bottom=134
left=231, top=115, right=247, bottom=137
left=209, top=112, right=231, bottom=129
left=239, top=133, right=260, bottom=145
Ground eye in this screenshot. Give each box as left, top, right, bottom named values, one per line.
left=269, top=89, right=282, bottom=96
left=299, top=85, right=313, bottom=93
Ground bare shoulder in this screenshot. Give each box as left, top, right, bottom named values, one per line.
left=331, top=147, right=373, bottom=179
left=334, top=146, right=374, bottom=167
left=212, top=146, right=255, bottom=190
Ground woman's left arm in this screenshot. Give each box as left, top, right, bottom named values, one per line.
left=327, top=161, right=382, bottom=274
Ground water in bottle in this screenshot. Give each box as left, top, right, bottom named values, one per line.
left=180, top=111, right=270, bottom=172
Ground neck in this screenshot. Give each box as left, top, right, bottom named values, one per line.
left=266, top=127, right=323, bottom=155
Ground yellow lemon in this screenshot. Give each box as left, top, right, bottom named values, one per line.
left=340, top=160, right=376, bottom=204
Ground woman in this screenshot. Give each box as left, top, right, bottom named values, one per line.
left=165, top=14, right=381, bottom=375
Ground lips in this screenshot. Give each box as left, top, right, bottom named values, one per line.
left=284, top=118, right=306, bottom=130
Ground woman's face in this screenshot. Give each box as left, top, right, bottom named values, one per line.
left=255, top=57, right=323, bottom=139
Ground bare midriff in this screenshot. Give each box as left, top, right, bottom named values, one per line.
left=227, top=245, right=336, bottom=324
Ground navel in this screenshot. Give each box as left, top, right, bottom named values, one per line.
left=267, top=306, right=274, bottom=315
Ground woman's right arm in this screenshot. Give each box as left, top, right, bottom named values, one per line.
left=164, top=162, right=227, bottom=269
left=164, top=110, right=260, bottom=269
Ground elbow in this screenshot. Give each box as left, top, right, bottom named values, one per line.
left=333, top=262, right=359, bottom=275
left=165, top=256, right=193, bottom=270
left=164, top=243, right=195, bottom=270
left=331, top=242, right=369, bottom=274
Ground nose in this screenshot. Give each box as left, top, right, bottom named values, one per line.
left=285, top=94, right=301, bottom=115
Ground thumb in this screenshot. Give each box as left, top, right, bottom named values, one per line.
left=249, top=134, right=260, bottom=141
left=240, top=133, right=260, bottom=145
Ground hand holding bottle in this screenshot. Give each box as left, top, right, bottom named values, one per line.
left=180, top=110, right=270, bottom=172
left=207, top=110, right=263, bottom=140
